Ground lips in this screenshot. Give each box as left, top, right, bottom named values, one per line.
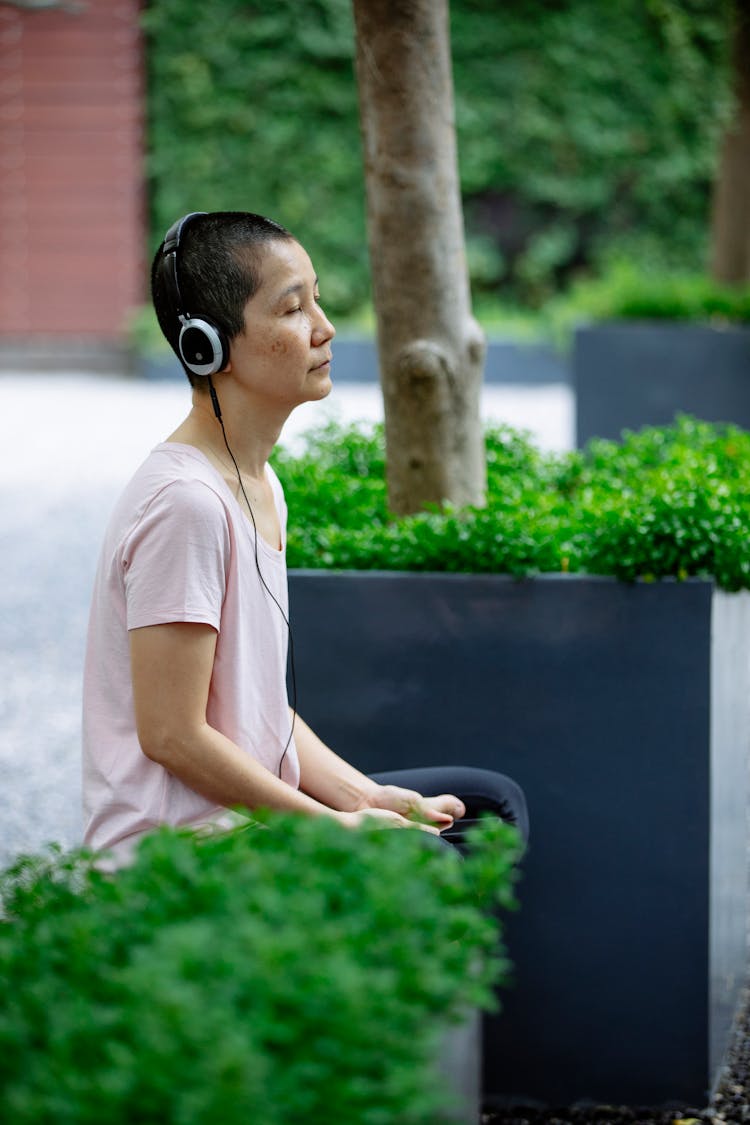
left=310, top=354, right=332, bottom=372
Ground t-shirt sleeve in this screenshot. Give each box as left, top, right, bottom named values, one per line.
left=121, top=479, right=230, bottom=632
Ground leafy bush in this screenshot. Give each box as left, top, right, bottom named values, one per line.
left=452, top=0, right=732, bottom=304
left=142, top=0, right=731, bottom=318
left=142, top=0, right=368, bottom=319
left=275, top=416, right=750, bottom=591
left=546, top=260, right=750, bottom=348
left=0, top=813, right=521, bottom=1125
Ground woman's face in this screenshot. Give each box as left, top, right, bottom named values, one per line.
left=227, top=238, right=336, bottom=410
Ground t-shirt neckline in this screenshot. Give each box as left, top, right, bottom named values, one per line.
left=155, top=441, right=284, bottom=557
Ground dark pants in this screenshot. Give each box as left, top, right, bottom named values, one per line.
left=368, top=765, right=529, bottom=850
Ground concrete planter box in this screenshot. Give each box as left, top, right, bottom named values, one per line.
left=574, top=322, right=750, bottom=446
left=288, top=571, right=750, bottom=1109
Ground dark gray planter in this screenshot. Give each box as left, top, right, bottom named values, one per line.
left=288, top=571, right=750, bottom=1109
left=574, top=322, right=750, bottom=446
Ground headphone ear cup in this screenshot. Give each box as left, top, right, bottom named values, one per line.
left=178, top=316, right=229, bottom=377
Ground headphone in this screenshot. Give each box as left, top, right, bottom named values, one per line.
left=162, top=211, right=230, bottom=378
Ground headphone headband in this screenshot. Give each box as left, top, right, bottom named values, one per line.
left=162, top=211, right=207, bottom=316
left=163, top=210, right=207, bottom=257
left=161, top=211, right=228, bottom=378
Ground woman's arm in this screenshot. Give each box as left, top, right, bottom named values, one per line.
left=129, top=622, right=421, bottom=828
left=294, top=712, right=465, bottom=828
left=293, top=713, right=380, bottom=811
left=130, top=622, right=344, bottom=819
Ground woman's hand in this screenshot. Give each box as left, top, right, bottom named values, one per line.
left=335, top=806, right=441, bottom=834
left=362, top=785, right=466, bottom=831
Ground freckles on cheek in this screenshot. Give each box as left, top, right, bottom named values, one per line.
left=270, top=338, right=290, bottom=356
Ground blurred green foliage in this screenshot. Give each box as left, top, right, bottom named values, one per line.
left=0, top=813, right=520, bottom=1125
left=142, top=0, right=732, bottom=321
left=544, top=260, right=750, bottom=348
left=453, top=0, right=733, bottom=304
left=274, top=416, right=750, bottom=590
left=142, top=0, right=367, bottom=316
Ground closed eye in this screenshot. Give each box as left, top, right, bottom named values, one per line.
left=285, top=295, right=323, bottom=314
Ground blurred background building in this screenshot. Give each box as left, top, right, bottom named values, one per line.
left=0, top=0, right=144, bottom=371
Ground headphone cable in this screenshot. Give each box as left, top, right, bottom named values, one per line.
left=208, top=378, right=297, bottom=776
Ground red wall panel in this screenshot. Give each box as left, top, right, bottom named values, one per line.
left=0, top=0, right=145, bottom=341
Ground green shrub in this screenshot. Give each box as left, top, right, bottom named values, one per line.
left=274, top=416, right=750, bottom=591
left=0, top=813, right=521, bottom=1125
left=546, top=260, right=750, bottom=348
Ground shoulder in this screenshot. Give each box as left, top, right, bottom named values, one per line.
left=117, top=447, right=232, bottom=555
left=127, top=445, right=229, bottom=519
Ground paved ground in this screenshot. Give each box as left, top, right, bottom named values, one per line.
left=0, top=371, right=573, bottom=868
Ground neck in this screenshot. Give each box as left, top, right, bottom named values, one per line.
left=171, top=387, right=286, bottom=479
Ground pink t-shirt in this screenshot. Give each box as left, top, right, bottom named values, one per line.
left=82, top=442, right=300, bottom=863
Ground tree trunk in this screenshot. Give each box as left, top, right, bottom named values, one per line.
left=352, top=0, right=486, bottom=515
left=710, top=0, right=750, bottom=285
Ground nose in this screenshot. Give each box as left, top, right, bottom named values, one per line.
left=313, top=305, right=335, bottom=344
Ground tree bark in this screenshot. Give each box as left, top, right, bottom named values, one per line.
left=352, top=0, right=486, bottom=515
left=710, top=0, right=750, bottom=285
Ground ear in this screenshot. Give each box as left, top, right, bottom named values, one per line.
left=220, top=334, right=236, bottom=375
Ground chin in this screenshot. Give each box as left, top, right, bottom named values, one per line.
left=311, top=375, right=333, bottom=400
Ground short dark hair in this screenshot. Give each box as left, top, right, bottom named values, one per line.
left=150, top=210, right=295, bottom=388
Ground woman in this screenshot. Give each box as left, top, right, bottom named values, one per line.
left=82, top=210, right=527, bottom=866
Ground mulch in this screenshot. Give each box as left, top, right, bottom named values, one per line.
left=481, top=997, right=750, bottom=1125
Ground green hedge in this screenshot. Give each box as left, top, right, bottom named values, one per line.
left=0, top=814, right=521, bottom=1125
left=142, top=0, right=732, bottom=319
left=275, top=416, right=750, bottom=591
left=545, top=261, right=750, bottom=348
